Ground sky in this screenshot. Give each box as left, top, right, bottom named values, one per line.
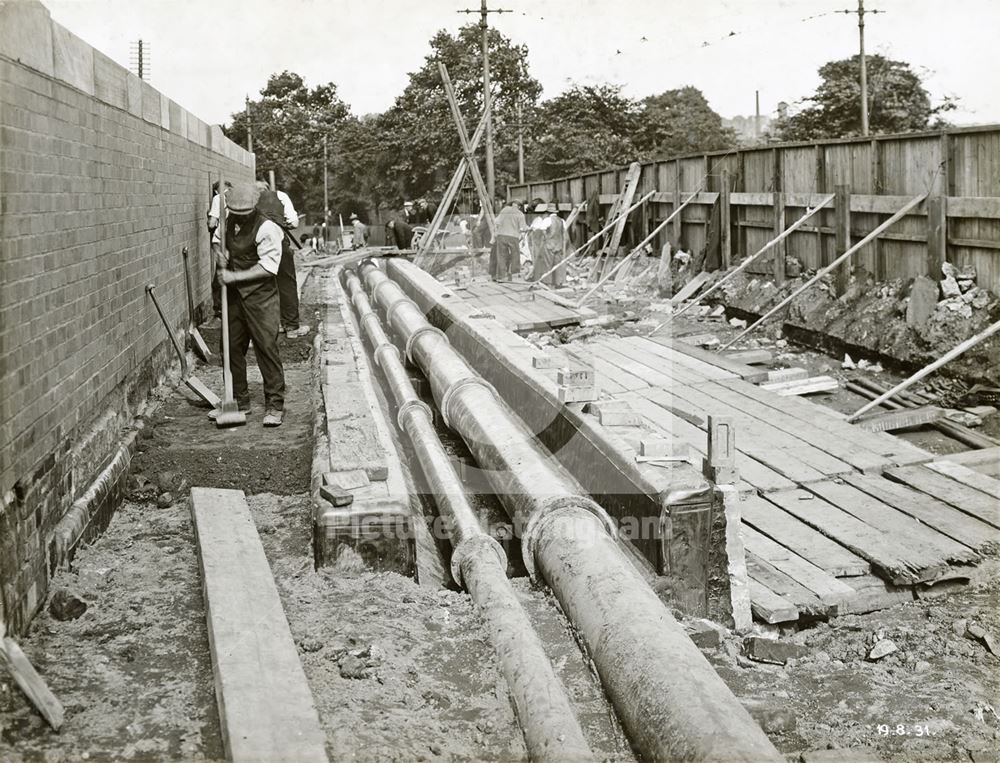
left=44, top=0, right=999, bottom=129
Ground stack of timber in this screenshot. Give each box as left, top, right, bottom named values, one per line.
left=543, top=333, right=1000, bottom=624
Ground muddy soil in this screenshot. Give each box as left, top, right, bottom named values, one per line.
left=713, top=566, right=1000, bottom=762
left=0, top=498, right=223, bottom=762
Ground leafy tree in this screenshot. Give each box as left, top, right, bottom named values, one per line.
left=224, top=71, right=351, bottom=220
left=771, top=55, right=957, bottom=140
left=526, top=84, right=640, bottom=179
left=633, top=87, right=737, bottom=158
left=376, top=24, right=542, bottom=203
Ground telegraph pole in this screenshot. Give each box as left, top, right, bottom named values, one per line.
left=458, top=0, right=511, bottom=201
left=245, top=95, right=253, bottom=153
left=839, top=1, right=883, bottom=137
left=129, top=39, right=149, bottom=81
left=323, top=134, right=329, bottom=238
left=516, top=101, right=525, bottom=184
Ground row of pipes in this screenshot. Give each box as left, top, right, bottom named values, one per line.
left=343, top=260, right=781, bottom=763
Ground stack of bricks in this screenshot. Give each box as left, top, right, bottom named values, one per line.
left=0, top=0, right=254, bottom=633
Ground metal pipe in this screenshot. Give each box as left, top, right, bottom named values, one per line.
left=342, top=270, right=594, bottom=762
left=360, top=260, right=782, bottom=763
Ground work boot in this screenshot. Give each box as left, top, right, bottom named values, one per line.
left=207, top=404, right=251, bottom=421
left=286, top=324, right=311, bottom=339
left=262, top=409, right=283, bottom=427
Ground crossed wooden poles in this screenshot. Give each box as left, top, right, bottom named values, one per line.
left=414, top=64, right=496, bottom=266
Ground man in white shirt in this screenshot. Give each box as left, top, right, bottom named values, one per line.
left=212, top=181, right=286, bottom=427
left=255, top=180, right=308, bottom=338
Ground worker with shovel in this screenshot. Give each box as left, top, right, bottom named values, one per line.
left=211, top=180, right=286, bottom=427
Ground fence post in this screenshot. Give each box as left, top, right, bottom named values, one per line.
left=772, top=191, right=785, bottom=284
left=835, top=184, right=851, bottom=295
left=926, top=195, right=947, bottom=280
left=720, top=168, right=731, bottom=270
left=672, top=160, right=683, bottom=249
left=871, top=139, right=885, bottom=280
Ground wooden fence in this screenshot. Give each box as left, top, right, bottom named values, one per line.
left=507, top=125, right=1000, bottom=294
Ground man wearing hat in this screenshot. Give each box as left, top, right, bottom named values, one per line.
left=402, top=200, right=417, bottom=225
left=213, top=180, right=286, bottom=427
left=350, top=213, right=368, bottom=249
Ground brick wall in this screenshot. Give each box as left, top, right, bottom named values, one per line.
left=0, top=0, right=255, bottom=634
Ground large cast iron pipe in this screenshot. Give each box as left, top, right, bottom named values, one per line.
left=343, top=270, right=594, bottom=762
left=358, top=261, right=781, bottom=763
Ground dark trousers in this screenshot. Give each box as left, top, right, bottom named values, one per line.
left=226, top=281, right=285, bottom=410
left=495, top=235, right=518, bottom=280
left=276, top=238, right=300, bottom=330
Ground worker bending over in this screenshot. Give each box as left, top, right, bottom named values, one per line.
left=212, top=181, right=286, bottom=428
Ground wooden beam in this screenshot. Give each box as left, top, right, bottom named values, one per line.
left=834, top=184, right=851, bottom=294
left=772, top=192, right=785, bottom=284
left=649, top=191, right=719, bottom=205
left=0, top=638, right=64, bottom=730
left=191, top=487, right=328, bottom=763
left=947, top=196, right=1000, bottom=218
left=926, top=195, right=947, bottom=280
left=720, top=168, right=731, bottom=269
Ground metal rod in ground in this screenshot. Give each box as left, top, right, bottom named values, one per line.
left=342, top=268, right=594, bottom=762
left=721, top=193, right=927, bottom=350
left=360, top=259, right=782, bottom=763
left=652, top=193, right=835, bottom=332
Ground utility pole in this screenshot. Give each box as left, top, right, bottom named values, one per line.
left=245, top=95, right=253, bottom=153
left=754, top=90, right=760, bottom=140
left=839, top=1, right=883, bottom=137
left=323, top=134, right=329, bottom=238
left=129, top=39, right=149, bottom=81
left=516, top=101, right=524, bottom=184
left=458, top=0, right=511, bottom=202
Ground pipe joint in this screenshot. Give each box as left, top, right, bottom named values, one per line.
left=404, top=324, right=445, bottom=364
left=452, top=534, right=507, bottom=590
left=439, top=376, right=496, bottom=430
left=382, top=290, right=415, bottom=329
left=373, top=341, right=401, bottom=370
left=521, top=496, right=617, bottom=582
left=396, top=398, right=432, bottom=431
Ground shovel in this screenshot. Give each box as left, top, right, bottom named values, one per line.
left=181, top=246, right=212, bottom=362
left=146, top=283, right=220, bottom=409
left=214, top=174, right=246, bottom=428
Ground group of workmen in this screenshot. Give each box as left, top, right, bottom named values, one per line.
left=206, top=179, right=307, bottom=428
left=204, top=184, right=569, bottom=428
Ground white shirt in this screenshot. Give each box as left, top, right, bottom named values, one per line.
left=212, top=218, right=282, bottom=275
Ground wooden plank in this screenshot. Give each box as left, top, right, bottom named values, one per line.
left=704, top=381, right=888, bottom=473
left=0, top=638, right=64, bottom=730
left=579, top=344, right=650, bottom=391
left=591, top=339, right=675, bottom=388
left=936, top=447, right=1000, bottom=477
left=803, top=480, right=979, bottom=565
left=722, top=350, right=772, bottom=365
left=926, top=459, right=1000, bottom=500
left=746, top=554, right=831, bottom=617
left=630, top=337, right=721, bottom=384
left=630, top=390, right=797, bottom=493
left=670, top=271, right=712, bottom=304
left=748, top=581, right=800, bottom=624
left=842, top=472, right=999, bottom=552
left=946, top=195, right=1000, bottom=219
left=716, top=378, right=931, bottom=464
left=742, top=525, right=856, bottom=606
left=885, top=465, right=1000, bottom=529
left=854, top=405, right=944, bottom=432
left=765, top=488, right=946, bottom=585
left=741, top=494, right=869, bottom=576
left=644, top=336, right=741, bottom=380
left=664, top=339, right=766, bottom=382
left=191, top=487, right=328, bottom=763
left=760, top=376, right=839, bottom=396
left=838, top=574, right=915, bottom=615
left=667, top=383, right=854, bottom=479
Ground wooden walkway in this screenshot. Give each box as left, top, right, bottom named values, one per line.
left=545, top=334, right=1000, bottom=624
left=453, top=278, right=597, bottom=332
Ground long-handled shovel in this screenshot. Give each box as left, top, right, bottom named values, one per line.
left=181, top=246, right=212, bottom=362
left=214, top=174, right=247, bottom=428
left=146, top=283, right=220, bottom=409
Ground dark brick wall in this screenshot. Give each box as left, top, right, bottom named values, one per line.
left=0, top=0, right=254, bottom=633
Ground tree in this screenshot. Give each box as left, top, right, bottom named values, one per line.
left=633, top=87, right=737, bottom=158
left=526, top=84, right=640, bottom=180
left=223, top=71, right=351, bottom=219
left=376, top=24, right=542, bottom=205
left=771, top=55, right=957, bottom=141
